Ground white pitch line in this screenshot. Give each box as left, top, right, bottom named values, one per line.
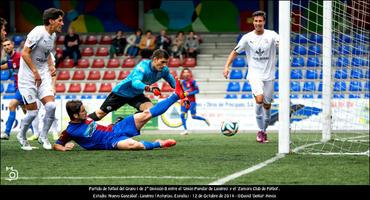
left=208, top=153, right=285, bottom=185
left=209, top=135, right=370, bottom=185
left=1, top=176, right=217, bottom=181
left=208, top=142, right=323, bottom=185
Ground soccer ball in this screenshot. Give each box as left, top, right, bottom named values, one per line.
left=221, top=121, right=239, bottom=136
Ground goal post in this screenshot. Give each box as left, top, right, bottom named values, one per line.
left=321, top=1, right=333, bottom=142
left=279, top=0, right=369, bottom=156
left=278, top=1, right=291, bottom=154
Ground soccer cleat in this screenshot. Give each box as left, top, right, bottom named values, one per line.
left=161, top=139, right=176, bottom=148
left=1, top=133, right=9, bottom=140
left=175, top=79, right=186, bottom=99
left=27, top=134, right=39, bottom=141
left=180, top=130, right=189, bottom=136
left=263, top=132, right=269, bottom=143
left=256, top=131, right=265, bottom=143
left=38, top=137, right=52, bottom=150
left=17, top=136, right=33, bottom=151
left=20, top=141, right=33, bottom=151
left=205, top=119, right=210, bottom=126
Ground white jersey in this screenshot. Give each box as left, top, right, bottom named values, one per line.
left=18, top=25, right=56, bottom=84
left=234, top=29, right=279, bottom=81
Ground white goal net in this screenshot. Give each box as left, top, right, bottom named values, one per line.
left=283, top=0, right=369, bottom=156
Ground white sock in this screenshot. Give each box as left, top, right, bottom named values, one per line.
left=19, top=110, right=38, bottom=139
left=263, top=107, right=271, bottom=132
left=31, top=111, right=40, bottom=136
left=40, top=102, right=56, bottom=139
left=51, top=118, right=58, bottom=134
left=255, top=103, right=264, bottom=131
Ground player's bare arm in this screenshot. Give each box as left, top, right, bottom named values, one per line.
left=223, top=50, right=238, bottom=79
left=48, top=54, right=57, bottom=93
left=53, top=142, right=75, bottom=151
left=0, top=63, right=9, bottom=70
left=22, top=45, right=42, bottom=87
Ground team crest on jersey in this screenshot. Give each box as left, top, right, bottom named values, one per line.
left=264, top=38, right=268, bottom=43
left=137, top=66, right=145, bottom=73
left=255, top=48, right=265, bottom=56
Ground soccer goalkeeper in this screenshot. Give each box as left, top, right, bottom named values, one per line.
left=88, top=49, right=176, bottom=121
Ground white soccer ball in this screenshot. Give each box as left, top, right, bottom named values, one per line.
left=221, top=121, right=239, bottom=136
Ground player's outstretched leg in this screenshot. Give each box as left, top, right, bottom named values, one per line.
left=191, top=115, right=210, bottom=125
left=116, top=138, right=176, bottom=150
left=149, top=79, right=186, bottom=118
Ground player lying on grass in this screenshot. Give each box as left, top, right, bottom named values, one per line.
left=53, top=79, right=187, bottom=151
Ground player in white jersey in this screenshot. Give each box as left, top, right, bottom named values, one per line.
left=17, top=8, right=64, bottom=150
left=223, top=11, right=279, bottom=143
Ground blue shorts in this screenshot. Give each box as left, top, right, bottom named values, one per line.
left=181, top=101, right=197, bottom=115
left=14, top=89, right=24, bottom=105
left=109, top=115, right=141, bottom=149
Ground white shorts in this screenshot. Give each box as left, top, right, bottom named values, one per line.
left=248, top=79, right=274, bottom=104
left=18, top=76, right=54, bottom=105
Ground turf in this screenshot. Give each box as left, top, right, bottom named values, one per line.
left=1, top=133, right=368, bottom=185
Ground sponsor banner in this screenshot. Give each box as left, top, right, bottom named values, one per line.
left=1, top=98, right=368, bottom=132
left=158, top=99, right=369, bottom=131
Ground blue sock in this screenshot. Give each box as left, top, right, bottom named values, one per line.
left=140, top=141, right=161, bottom=150
left=5, top=111, right=16, bottom=135
left=149, top=94, right=179, bottom=117
left=180, top=113, right=187, bottom=130
left=192, top=115, right=207, bottom=121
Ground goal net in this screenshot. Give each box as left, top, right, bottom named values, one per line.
left=282, top=0, right=369, bottom=156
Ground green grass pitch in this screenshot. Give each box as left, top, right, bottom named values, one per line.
left=1, top=133, right=369, bottom=185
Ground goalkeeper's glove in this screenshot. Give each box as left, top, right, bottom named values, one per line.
left=145, top=85, right=161, bottom=96
left=181, top=98, right=191, bottom=110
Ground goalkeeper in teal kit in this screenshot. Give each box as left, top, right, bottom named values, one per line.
left=88, top=49, right=176, bottom=121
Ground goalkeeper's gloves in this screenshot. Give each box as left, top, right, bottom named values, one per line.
left=181, top=98, right=190, bottom=110
left=145, top=85, right=161, bottom=96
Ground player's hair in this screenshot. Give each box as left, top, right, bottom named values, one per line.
left=43, top=8, right=64, bottom=25
left=135, top=28, right=143, bottom=35
left=1, top=38, right=11, bottom=44
left=152, top=49, right=169, bottom=59
left=182, top=67, right=191, bottom=73
left=66, top=100, right=83, bottom=120
left=180, top=67, right=193, bottom=79
left=252, top=10, right=266, bottom=20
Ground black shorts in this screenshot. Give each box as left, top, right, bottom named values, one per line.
left=100, top=92, right=151, bottom=113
